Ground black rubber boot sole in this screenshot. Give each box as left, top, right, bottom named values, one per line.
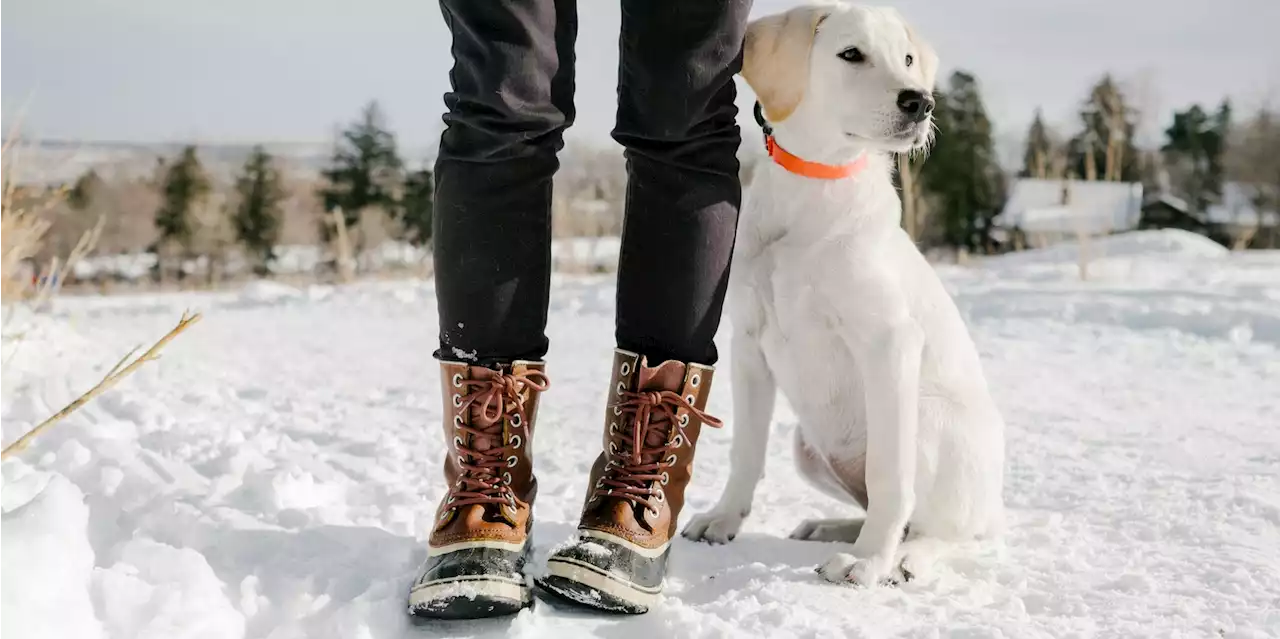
left=535, top=554, right=663, bottom=615
left=408, top=575, right=531, bottom=620
left=536, top=574, right=648, bottom=614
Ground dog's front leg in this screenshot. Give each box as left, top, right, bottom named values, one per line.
left=683, top=329, right=777, bottom=544
left=820, top=274, right=924, bottom=586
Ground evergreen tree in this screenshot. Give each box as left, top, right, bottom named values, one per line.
left=1067, top=75, right=1141, bottom=182
left=155, top=145, right=211, bottom=249
left=400, top=166, right=435, bottom=247
left=233, top=146, right=286, bottom=275
left=919, top=71, right=1006, bottom=252
left=1020, top=109, right=1055, bottom=179
left=68, top=169, right=104, bottom=210
left=1162, top=100, right=1232, bottom=213
left=318, top=101, right=404, bottom=238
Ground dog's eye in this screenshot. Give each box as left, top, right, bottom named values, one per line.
left=838, top=47, right=866, bottom=63
left=905, top=54, right=914, bottom=67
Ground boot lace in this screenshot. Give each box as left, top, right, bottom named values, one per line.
left=445, top=369, right=550, bottom=512
left=593, top=389, right=722, bottom=513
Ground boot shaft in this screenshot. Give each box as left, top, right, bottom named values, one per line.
left=580, top=349, right=719, bottom=548
left=432, top=360, right=548, bottom=546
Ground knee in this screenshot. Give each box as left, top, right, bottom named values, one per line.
left=439, top=50, right=573, bottom=162
left=440, top=93, right=571, bottom=162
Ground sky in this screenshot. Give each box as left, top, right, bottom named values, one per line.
left=4, top=0, right=1279, bottom=157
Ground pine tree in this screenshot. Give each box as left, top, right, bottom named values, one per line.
left=1163, top=100, right=1232, bottom=213
left=919, top=71, right=1006, bottom=252
left=155, top=145, right=211, bottom=249
left=1021, top=109, right=1054, bottom=179
left=318, top=101, right=404, bottom=240
left=400, top=166, right=435, bottom=247
left=68, top=169, right=104, bottom=210
left=233, top=146, right=286, bottom=275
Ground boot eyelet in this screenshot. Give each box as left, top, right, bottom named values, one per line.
left=507, top=455, right=518, bottom=467
left=503, top=471, right=512, bottom=484
left=664, top=454, right=678, bottom=467
left=447, top=496, right=456, bottom=504
left=672, top=434, right=684, bottom=448
left=685, top=394, right=696, bottom=404
left=609, top=442, right=618, bottom=456
left=510, top=435, right=522, bottom=449
left=613, top=406, right=622, bottom=416
left=654, top=490, right=665, bottom=503
left=452, top=373, right=463, bottom=388
left=439, top=510, right=451, bottom=520
left=616, top=381, right=625, bottom=395
left=595, top=478, right=604, bottom=488
left=609, top=422, right=618, bottom=435
left=510, top=414, right=522, bottom=427
left=457, top=455, right=467, bottom=466
left=660, top=471, right=669, bottom=485
left=690, top=374, right=700, bottom=387
left=452, top=394, right=463, bottom=408
left=679, top=414, right=690, bottom=427
left=453, top=415, right=464, bottom=428
left=453, top=436, right=463, bottom=447
left=620, top=361, right=631, bottom=376
left=647, top=506, right=660, bottom=517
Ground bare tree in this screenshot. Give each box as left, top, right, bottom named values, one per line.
left=1223, top=106, right=1279, bottom=249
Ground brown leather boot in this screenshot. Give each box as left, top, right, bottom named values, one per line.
left=407, top=360, right=549, bottom=619
left=538, top=348, right=721, bottom=613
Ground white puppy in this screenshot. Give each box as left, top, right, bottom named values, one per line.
left=683, top=2, right=1005, bottom=587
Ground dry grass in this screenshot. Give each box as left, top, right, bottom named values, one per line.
left=1, top=310, right=202, bottom=461
left=2, top=134, right=58, bottom=303
left=0, top=117, right=199, bottom=463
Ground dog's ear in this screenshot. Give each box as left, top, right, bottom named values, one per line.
left=904, top=21, right=939, bottom=91
left=742, top=6, right=831, bottom=123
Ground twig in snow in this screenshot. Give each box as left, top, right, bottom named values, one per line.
left=0, top=310, right=202, bottom=461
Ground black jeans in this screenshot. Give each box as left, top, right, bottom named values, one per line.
left=433, top=0, right=751, bottom=367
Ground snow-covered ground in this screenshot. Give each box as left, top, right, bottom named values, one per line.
left=3, top=230, right=1278, bottom=638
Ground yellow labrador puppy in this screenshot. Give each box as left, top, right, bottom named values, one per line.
left=684, top=2, right=1006, bottom=588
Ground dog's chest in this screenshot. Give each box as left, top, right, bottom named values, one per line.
left=745, top=246, right=868, bottom=449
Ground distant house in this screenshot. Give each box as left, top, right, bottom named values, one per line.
left=1139, top=183, right=1278, bottom=249
left=1204, top=183, right=1279, bottom=249
left=995, top=178, right=1144, bottom=247
left=1137, top=193, right=1229, bottom=242
left=1138, top=193, right=1196, bottom=230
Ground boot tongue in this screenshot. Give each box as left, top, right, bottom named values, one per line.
left=636, top=360, right=685, bottom=392
left=462, top=366, right=509, bottom=525
left=467, top=366, right=506, bottom=450
left=632, top=360, right=686, bottom=464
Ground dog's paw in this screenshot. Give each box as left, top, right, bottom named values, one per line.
left=894, top=550, right=926, bottom=583
left=815, top=552, right=897, bottom=587
left=789, top=518, right=865, bottom=543
left=682, top=508, right=748, bottom=544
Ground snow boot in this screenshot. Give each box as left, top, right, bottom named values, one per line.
left=407, top=360, right=550, bottom=619
left=537, top=348, right=721, bottom=614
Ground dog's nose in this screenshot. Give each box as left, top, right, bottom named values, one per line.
left=896, top=90, right=935, bottom=122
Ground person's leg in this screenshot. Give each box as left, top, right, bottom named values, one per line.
left=538, top=0, right=751, bottom=614
left=612, top=1, right=752, bottom=366
left=410, top=0, right=575, bottom=620
left=432, top=0, right=577, bottom=366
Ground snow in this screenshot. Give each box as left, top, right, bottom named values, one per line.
left=4, top=230, right=1279, bottom=638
